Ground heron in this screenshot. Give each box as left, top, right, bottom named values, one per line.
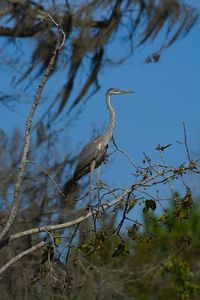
left=69, top=88, right=133, bottom=202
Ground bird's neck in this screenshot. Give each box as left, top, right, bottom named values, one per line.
left=104, top=94, right=115, bottom=143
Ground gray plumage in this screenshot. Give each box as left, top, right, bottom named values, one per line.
left=73, top=88, right=133, bottom=181
left=73, top=137, right=108, bottom=180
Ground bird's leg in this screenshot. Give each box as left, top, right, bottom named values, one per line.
left=96, top=166, right=101, bottom=189
left=89, top=160, right=96, bottom=206
left=96, top=166, right=101, bottom=204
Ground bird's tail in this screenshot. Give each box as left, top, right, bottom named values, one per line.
left=61, top=178, right=80, bottom=210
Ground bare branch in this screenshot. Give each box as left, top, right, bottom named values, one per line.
left=0, top=155, right=199, bottom=249
left=0, top=15, right=66, bottom=241
left=0, top=241, right=45, bottom=277
left=2, top=186, right=134, bottom=246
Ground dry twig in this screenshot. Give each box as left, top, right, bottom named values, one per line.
left=0, top=15, right=66, bottom=241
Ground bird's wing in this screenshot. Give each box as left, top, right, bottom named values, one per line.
left=73, top=137, right=107, bottom=180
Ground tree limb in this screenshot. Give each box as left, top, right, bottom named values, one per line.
left=2, top=186, right=134, bottom=246
left=0, top=15, right=66, bottom=241
left=0, top=241, right=45, bottom=277
left=1, top=157, right=199, bottom=248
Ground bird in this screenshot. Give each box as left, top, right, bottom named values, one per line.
left=63, top=88, right=133, bottom=203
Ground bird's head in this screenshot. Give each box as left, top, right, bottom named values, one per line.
left=106, top=88, right=133, bottom=96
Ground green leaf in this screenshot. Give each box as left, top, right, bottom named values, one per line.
left=79, top=240, right=93, bottom=256
left=54, top=235, right=61, bottom=247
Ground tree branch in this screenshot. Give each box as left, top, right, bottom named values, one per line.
left=0, top=15, right=66, bottom=241
left=2, top=186, right=134, bottom=246
left=1, top=157, right=199, bottom=248
left=0, top=241, right=45, bottom=277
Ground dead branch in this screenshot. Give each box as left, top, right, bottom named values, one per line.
left=0, top=240, right=45, bottom=277
left=1, top=185, right=134, bottom=246
left=0, top=15, right=66, bottom=241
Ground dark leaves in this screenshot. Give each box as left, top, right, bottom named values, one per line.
left=143, top=199, right=156, bottom=213
left=156, top=143, right=172, bottom=151
left=128, top=223, right=140, bottom=240
left=145, top=52, right=161, bottom=63
left=112, top=242, right=129, bottom=257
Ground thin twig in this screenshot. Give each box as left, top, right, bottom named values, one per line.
left=47, top=13, right=66, bottom=49
left=183, top=122, right=191, bottom=161
left=44, top=230, right=57, bottom=257
left=26, top=160, right=65, bottom=197
left=116, top=192, right=130, bottom=234
left=0, top=15, right=66, bottom=241
left=65, top=224, right=80, bottom=269
left=112, top=136, right=146, bottom=175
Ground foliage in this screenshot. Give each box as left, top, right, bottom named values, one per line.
left=0, top=126, right=200, bottom=298
left=0, top=0, right=198, bottom=121
left=159, top=256, right=200, bottom=300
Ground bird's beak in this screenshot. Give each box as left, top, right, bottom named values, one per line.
left=120, top=89, right=134, bottom=94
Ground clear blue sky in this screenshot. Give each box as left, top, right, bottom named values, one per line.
left=0, top=5, right=199, bottom=197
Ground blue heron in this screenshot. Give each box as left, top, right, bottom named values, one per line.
left=71, top=88, right=133, bottom=200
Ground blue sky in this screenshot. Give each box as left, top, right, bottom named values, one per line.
left=68, top=18, right=200, bottom=192
left=0, top=4, right=199, bottom=200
